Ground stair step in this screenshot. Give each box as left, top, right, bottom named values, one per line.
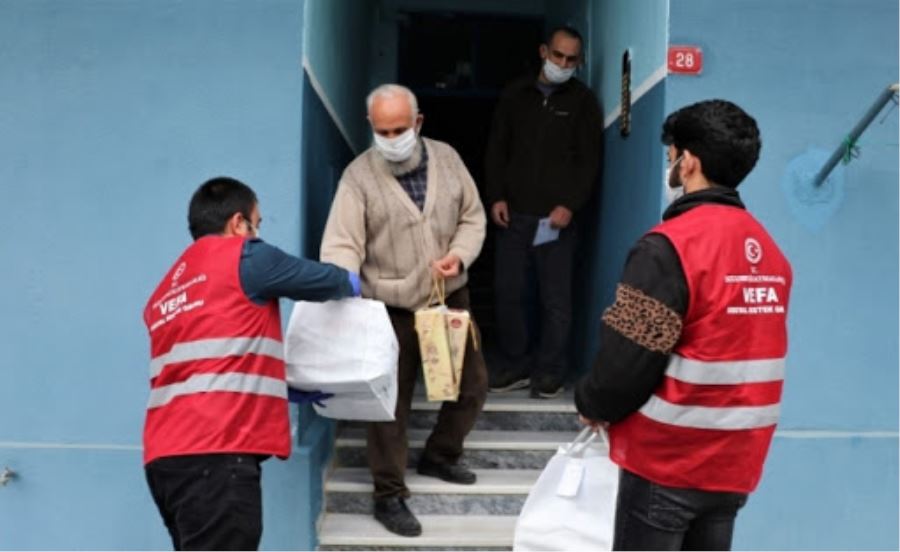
left=336, top=428, right=574, bottom=450
left=325, top=468, right=539, bottom=515
left=406, top=410, right=581, bottom=432
left=327, top=467, right=539, bottom=494
left=334, top=428, right=573, bottom=470
left=412, top=388, right=576, bottom=413
left=318, top=513, right=517, bottom=549
left=405, top=388, right=581, bottom=431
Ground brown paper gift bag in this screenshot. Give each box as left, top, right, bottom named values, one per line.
left=414, top=277, right=478, bottom=402
left=444, top=309, right=472, bottom=389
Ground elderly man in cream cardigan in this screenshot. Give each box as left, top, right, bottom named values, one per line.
left=320, top=84, right=488, bottom=538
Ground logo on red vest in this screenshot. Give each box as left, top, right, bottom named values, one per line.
left=744, top=238, right=762, bottom=264
left=171, top=262, right=187, bottom=286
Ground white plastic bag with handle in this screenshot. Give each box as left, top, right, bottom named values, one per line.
left=513, top=427, right=619, bottom=551
left=284, top=298, right=399, bottom=421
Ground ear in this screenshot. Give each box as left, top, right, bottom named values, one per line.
left=223, top=212, right=245, bottom=237
left=415, top=113, right=425, bottom=132
left=682, top=149, right=702, bottom=176
left=539, top=43, right=548, bottom=59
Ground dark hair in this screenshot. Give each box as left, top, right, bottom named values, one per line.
left=188, top=177, right=257, bottom=239
left=546, top=25, right=583, bottom=48
left=661, top=99, right=761, bottom=188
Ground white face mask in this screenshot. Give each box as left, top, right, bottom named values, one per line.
left=543, top=58, right=576, bottom=84
left=373, top=127, right=418, bottom=162
left=244, top=219, right=260, bottom=240
left=665, top=185, right=685, bottom=205
left=665, top=156, right=684, bottom=204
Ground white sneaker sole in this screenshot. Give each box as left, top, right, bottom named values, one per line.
left=488, top=377, right=531, bottom=393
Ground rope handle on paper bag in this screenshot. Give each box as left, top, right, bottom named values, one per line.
left=427, top=274, right=447, bottom=307
left=427, top=274, right=480, bottom=351
left=566, top=426, right=609, bottom=456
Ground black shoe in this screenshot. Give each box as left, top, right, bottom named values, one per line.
left=417, top=457, right=477, bottom=485
left=489, top=370, right=531, bottom=393
left=530, top=375, right=564, bottom=399
left=374, top=496, right=422, bottom=537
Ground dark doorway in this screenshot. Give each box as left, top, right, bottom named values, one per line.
left=398, top=11, right=544, bottom=352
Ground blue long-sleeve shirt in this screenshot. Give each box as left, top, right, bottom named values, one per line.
left=238, top=238, right=355, bottom=304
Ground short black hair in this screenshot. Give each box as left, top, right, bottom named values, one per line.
left=546, top=25, right=583, bottom=48
left=188, top=177, right=257, bottom=240
left=661, top=99, right=761, bottom=188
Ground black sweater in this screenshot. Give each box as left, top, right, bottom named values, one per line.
left=485, top=74, right=603, bottom=216
left=575, top=188, right=747, bottom=423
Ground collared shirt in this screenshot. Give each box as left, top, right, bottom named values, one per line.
left=396, top=145, right=429, bottom=211
left=536, top=80, right=558, bottom=98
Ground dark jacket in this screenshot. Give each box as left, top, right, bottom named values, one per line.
left=574, top=187, right=746, bottom=422
left=485, top=74, right=603, bottom=216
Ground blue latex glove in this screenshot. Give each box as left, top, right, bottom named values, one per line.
left=288, top=388, right=334, bottom=408
left=348, top=272, right=361, bottom=297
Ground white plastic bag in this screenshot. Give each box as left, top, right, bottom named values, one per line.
left=513, top=428, right=619, bottom=551
left=284, top=298, right=399, bottom=421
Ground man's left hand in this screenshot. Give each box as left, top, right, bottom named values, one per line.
left=548, top=205, right=573, bottom=229
left=432, top=254, right=462, bottom=278
left=288, top=388, right=334, bottom=408
left=578, top=414, right=609, bottom=433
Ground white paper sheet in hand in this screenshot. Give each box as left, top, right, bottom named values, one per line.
left=533, top=217, right=560, bottom=246
left=284, top=298, right=399, bottom=421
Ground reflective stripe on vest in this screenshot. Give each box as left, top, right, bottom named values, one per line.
left=147, top=372, right=287, bottom=409
left=149, top=337, right=284, bottom=378
left=639, top=395, right=781, bottom=430
left=666, top=355, right=785, bottom=385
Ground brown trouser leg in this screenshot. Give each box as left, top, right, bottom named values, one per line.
left=367, top=287, right=488, bottom=499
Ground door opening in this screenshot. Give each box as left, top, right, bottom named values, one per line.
left=397, top=11, right=544, bottom=360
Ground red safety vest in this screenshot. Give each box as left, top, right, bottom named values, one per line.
left=609, top=204, right=792, bottom=493
left=142, top=236, right=290, bottom=465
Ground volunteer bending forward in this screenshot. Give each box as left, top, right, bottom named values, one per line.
left=143, top=177, right=358, bottom=550
left=576, top=100, right=793, bottom=551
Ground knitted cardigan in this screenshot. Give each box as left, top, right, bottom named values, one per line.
left=320, top=138, right=486, bottom=311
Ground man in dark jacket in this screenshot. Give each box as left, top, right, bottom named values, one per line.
left=485, top=26, right=603, bottom=398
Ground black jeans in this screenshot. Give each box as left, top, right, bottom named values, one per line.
left=145, top=454, right=265, bottom=551
left=493, top=212, right=576, bottom=380
left=614, top=469, right=748, bottom=551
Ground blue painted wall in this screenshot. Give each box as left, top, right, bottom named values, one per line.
left=589, top=0, right=668, bottom=122
left=572, top=0, right=669, bottom=374
left=303, top=0, right=376, bottom=155
left=301, top=72, right=357, bottom=260
left=668, top=1, right=898, bottom=549
left=0, top=1, right=315, bottom=549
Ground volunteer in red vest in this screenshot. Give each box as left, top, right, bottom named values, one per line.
left=143, top=177, right=359, bottom=551
left=575, top=99, right=792, bottom=551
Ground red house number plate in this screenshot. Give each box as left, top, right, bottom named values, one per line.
left=668, top=46, right=703, bottom=75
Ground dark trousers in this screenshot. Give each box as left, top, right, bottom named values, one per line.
left=493, top=212, right=576, bottom=379
left=145, top=454, right=264, bottom=551
left=613, top=469, right=748, bottom=551
left=368, top=286, right=488, bottom=499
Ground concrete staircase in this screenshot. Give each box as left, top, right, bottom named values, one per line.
left=317, top=388, right=580, bottom=550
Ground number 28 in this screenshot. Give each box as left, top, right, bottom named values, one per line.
left=675, top=52, right=695, bottom=68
